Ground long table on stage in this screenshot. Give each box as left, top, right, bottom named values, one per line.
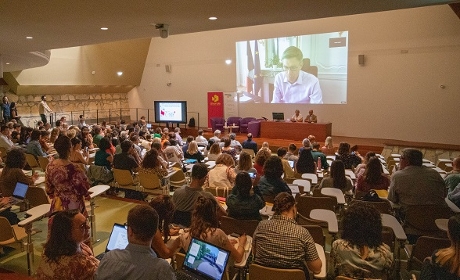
left=260, top=121, right=332, bottom=141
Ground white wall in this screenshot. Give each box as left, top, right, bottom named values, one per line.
left=134, top=5, right=460, bottom=145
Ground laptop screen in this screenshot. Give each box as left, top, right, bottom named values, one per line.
left=13, top=182, right=29, bottom=199
left=182, top=238, right=230, bottom=280
left=272, top=112, right=284, bottom=121
left=106, top=223, right=129, bottom=252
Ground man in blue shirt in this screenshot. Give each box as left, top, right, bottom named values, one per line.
left=96, top=205, right=175, bottom=280
left=242, top=133, right=257, bottom=155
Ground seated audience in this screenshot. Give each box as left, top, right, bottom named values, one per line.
left=284, top=143, right=299, bottom=162
left=321, top=136, right=335, bottom=155
left=150, top=141, right=168, bottom=169
left=235, top=151, right=257, bottom=174
left=0, top=125, right=15, bottom=152
left=259, top=141, right=270, bottom=152
left=0, top=196, right=19, bottom=225
left=257, top=156, right=291, bottom=199
left=319, top=160, right=353, bottom=194
left=113, top=140, right=140, bottom=174
left=207, top=142, right=222, bottom=161
left=0, top=149, right=38, bottom=197
left=445, top=157, right=460, bottom=193
left=70, top=137, right=90, bottom=165
left=221, top=137, right=237, bottom=162
left=356, top=157, right=390, bottom=193
left=330, top=202, right=393, bottom=279
left=94, top=137, right=114, bottom=170
left=388, top=148, right=446, bottom=211
left=448, top=183, right=460, bottom=208
left=96, top=205, right=175, bottom=280
left=204, top=153, right=236, bottom=190
left=336, top=142, right=362, bottom=169
left=195, top=129, right=208, bottom=146
left=227, top=172, right=265, bottom=221
left=171, top=196, right=247, bottom=263
left=298, top=138, right=312, bottom=154
left=163, top=139, right=183, bottom=163
left=203, top=139, right=215, bottom=157
left=209, top=129, right=221, bottom=143
left=181, top=135, right=194, bottom=155
left=420, top=214, right=460, bottom=280
left=242, top=133, right=258, bottom=155
left=149, top=195, right=177, bottom=244
left=36, top=210, right=98, bottom=279
left=296, top=148, right=317, bottom=175
left=354, top=151, right=376, bottom=178
left=184, top=140, right=204, bottom=162
left=79, top=126, right=94, bottom=149
left=277, top=147, right=295, bottom=179
left=26, top=129, right=47, bottom=158
left=39, top=130, right=51, bottom=152
left=311, top=142, right=329, bottom=170
left=172, top=163, right=224, bottom=227
left=229, top=133, right=242, bottom=152
left=49, top=127, right=60, bottom=144
left=253, top=192, right=321, bottom=277
left=139, top=149, right=168, bottom=179
left=253, top=148, right=272, bottom=177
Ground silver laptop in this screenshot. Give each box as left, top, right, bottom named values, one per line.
left=0, top=181, right=29, bottom=211
left=96, top=223, right=129, bottom=260
left=177, top=238, right=231, bottom=280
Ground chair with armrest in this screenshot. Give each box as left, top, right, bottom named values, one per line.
left=138, top=171, right=164, bottom=195
left=249, top=264, right=306, bottom=280
left=403, top=204, right=453, bottom=239
left=240, top=117, right=257, bottom=133
left=210, top=117, right=225, bottom=133
left=37, top=156, right=50, bottom=172
left=226, top=117, right=242, bottom=133
left=300, top=224, right=325, bottom=247
left=0, top=217, right=27, bottom=254
left=25, top=187, right=51, bottom=209
left=219, top=216, right=259, bottom=237
left=112, top=168, right=139, bottom=191
left=404, top=236, right=451, bottom=271
left=25, top=153, right=42, bottom=172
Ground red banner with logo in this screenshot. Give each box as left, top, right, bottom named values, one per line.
left=207, top=91, right=224, bottom=128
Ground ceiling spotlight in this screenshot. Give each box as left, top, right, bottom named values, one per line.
left=154, top=23, right=169, bottom=39
left=26, top=36, right=33, bottom=39
left=100, top=27, right=108, bottom=30
left=225, top=59, right=232, bottom=65
left=5, top=62, right=10, bottom=65
left=117, top=71, right=123, bottom=76
left=209, top=16, right=217, bottom=20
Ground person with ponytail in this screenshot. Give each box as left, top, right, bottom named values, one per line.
left=421, top=214, right=460, bottom=279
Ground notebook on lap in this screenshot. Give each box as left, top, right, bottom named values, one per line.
left=176, top=237, right=231, bottom=280
left=96, top=223, right=129, bottom=260
left=0, top=181, right=29, bottom=211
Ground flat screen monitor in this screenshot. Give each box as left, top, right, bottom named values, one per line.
left=154, top=101, right=187, bottom=123
left=272, top=112, right=284, bottom=121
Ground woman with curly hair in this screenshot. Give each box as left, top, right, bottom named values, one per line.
left=330, top=201, right=393, bottom=278
left=36, top=210, right=98, bottom=279
left=256, top=156, right=291, bottom=200
left=139, top=148, right=168, bottom=178
left=356, top=157, right=390, bottom=193
left=172, top=196, right=247, bottom=263
left=149, top=195, right=176, bottom=243
left=319, top=160, right=353, bottom=194
left=420, top=214, right=460, bottom=279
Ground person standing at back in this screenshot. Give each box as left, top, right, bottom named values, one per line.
left=39, top=95, right=53, bottom=125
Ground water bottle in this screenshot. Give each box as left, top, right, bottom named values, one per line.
left=317, top=157, right=322, bottom=171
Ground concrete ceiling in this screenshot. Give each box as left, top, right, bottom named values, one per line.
left=0, top=0, right=458, bottom=72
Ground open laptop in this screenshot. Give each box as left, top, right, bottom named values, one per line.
left=176, top=238, right=231, bottom=280
left=0, top=181, right=29, bottom=211
left=96, top=223, right=129, bottom=260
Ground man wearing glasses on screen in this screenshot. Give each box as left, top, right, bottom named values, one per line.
left=271, top=46, right=323, bottom=104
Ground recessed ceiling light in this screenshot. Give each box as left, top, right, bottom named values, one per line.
left=117, top=71, right=123, bottom=76
left=209, top=16, right=217, bottom=20
left=100, top=27, right=108, bottom=30
left=225, top=59, right=232, bottom=65
left=5, top=62, right=10, bottom=65
left=26, top=36, right=33, bottom=39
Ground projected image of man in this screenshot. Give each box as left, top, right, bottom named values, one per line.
left=271, top=46, right=323, bottom=104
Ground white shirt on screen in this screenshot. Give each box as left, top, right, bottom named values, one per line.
left=272, top=71, right=323, bottom=104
